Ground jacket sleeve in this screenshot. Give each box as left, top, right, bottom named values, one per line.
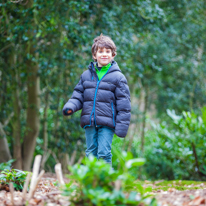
left=62, top=76, right=84, bottom=115
left=114, top=76, right=131, bottom=137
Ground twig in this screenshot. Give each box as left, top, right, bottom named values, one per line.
left=22, top=173, right=31, bottom=203
left=114, top=179, right=121, bottom=191
left=9, top=182, right=14, bottom=206
left=70, top=150, right=77, bottom=166
left=10, top=0, right=23, bottom=3
left=0, top=43, right=13, bottom=53
left=55, top=163, right=65, bottom=186
left=46, top=191, right=62, bottom=196
left=20, top=0, right=28, bottom=5
left=40, top=150, right=51, bottom=170
left=51, top=151, right=59, bottom=163
left=30, top=155, right=41, bottom=190
left=191, top=142, right=200, bottom=174
left=28, top=155, right=42, bottom=200
left=0, top=112, right=14, bottom=138
left=28, top=170, right=45, bottom=200
left=35, top=170, right=45, bottom=186
left=77, top=155, right=84, bottom=164
left=0, top=123, right=7, bottom=138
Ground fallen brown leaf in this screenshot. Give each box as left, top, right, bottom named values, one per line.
left=188, top=196, right=205, bottom=205
left=168, top=188, right=177, bottom=192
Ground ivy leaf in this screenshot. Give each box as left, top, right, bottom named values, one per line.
left=125, top=158, right=145, bottom=169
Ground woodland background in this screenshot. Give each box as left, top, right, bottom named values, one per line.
left=0, top=0, right=206, bottom=181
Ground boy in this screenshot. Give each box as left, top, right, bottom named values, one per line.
left=63, top=34, right=131, bottom=166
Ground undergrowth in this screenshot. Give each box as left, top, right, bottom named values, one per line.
left=62, top=150, right=158, bottom=206
left=0, top=169, right=30, bottom=191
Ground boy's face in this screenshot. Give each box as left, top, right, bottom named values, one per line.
left=93, top=47, right=115, bottom=67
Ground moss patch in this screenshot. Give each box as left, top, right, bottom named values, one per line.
left=142, top=180, right=206, bottom=192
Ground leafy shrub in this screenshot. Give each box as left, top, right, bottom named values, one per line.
left=0, top=169, right=30, bottom=191
left=142, top=107, right=206, bottom=180
left=0, top=159, right=15, bottom=171
left=62, top=151, right=157, bottom=206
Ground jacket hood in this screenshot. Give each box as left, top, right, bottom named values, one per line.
left=88, top=61, right=121, bottom=74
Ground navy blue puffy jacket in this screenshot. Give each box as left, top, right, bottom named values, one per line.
left=63, top=61, right=131, bottom=138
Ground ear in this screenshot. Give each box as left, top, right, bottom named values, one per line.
left=93, top=54, right=97, bottom=60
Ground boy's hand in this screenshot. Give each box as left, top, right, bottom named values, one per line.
left=63, top=109, right=73, bottom=116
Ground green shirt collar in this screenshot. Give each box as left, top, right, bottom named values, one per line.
left=95, top=63, right=111, bottom=72
left=95, top=62, right=111, bottom=80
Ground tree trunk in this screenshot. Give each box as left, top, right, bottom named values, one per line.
left=22, top=0, right=40, bottom=171
left=8, top=48, right=23, bottom=169
left=127, top=122, right=138, bottom=152
left=0, top=48, right=12, bottom=163
left=40, top=91, right=49, bottom=170
left=23, top=45, right=40, bottom=171
left=0, top=124, right=12, bottom=163
left=0, top=138, right=11, bottom=163
left=189, top=80, right=197, bottom=111
left=12, top=85, right=22, bottom=169
left=141, top=86, right=148, bottom=154
left=191, top=142, right=200, bottom=174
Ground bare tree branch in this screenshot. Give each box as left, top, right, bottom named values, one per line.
left=4, top=112, right=14, bottom=126
left=10, top=0, right=23, bottom=3
left=0, top=44, right=13, bottom=53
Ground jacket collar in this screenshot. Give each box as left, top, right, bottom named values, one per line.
left=88, top=60, right=121, bottom=74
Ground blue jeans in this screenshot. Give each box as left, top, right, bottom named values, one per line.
left=85, top=126, right=114, bottom=164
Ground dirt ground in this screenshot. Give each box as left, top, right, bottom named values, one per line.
left=155, top=189, right=206, bottom=206
left=146, top=180, right=206, bottom=206
left=0, top=175, right=206, bottom=206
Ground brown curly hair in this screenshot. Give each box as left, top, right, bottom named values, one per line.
left=92, top=34, right=117, bottom=61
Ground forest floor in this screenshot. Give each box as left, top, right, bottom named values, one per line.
left=0, top=173, right=206, bottom=206
left=144, top=180, right=206, bottom=206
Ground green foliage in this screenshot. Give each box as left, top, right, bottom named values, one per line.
left=62, top=153, right=157, bottom=206
left=153, top=180, right=206, bottom=191
left=143, top=180, right=206, bottom=192
left=142, top=107, right=206, bottom=180
left=0, top=159, right=15, bottom=171
left=0, top=169, right=30, bottom=191
left=1, top=0, right=206, bottom=176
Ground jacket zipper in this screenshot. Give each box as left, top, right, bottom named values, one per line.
left=111, top=102, right=115, bottom=127
left=91, top=65, right=111, bottom=127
